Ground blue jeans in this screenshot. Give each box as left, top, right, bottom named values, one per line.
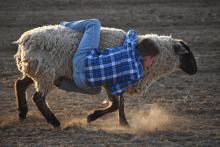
left=60, top=19, right=102, bottom=94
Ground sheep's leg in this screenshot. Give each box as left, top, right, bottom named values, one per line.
left=87, top=95, right=119, bottom=123
left=118, top=95, right=129, bottom=127
left=15, top=76, right=33, bottom=120
left=32, top=92, right=60, bottom=128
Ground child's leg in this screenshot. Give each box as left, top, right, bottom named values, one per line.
left=61, top=19, right=100, bottom=64
left=61, top=19, right=101, bottom=93
left=60, top=19, right=100, bottom=51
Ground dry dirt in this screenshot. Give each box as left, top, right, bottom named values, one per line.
left=0, top=0, right=220, bottom=146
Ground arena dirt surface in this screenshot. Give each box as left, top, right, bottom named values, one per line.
left=0, top=0, right=220, bottom=146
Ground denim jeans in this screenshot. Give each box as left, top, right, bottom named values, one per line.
left=60, top=19, right=102, bottom=94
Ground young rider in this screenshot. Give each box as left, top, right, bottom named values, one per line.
left=59, top=19, right=159, bottom=95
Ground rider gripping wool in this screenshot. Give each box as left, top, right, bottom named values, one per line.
left=14, top=18, right=197, bottom=128
left=60, top=19, right=159, bottom=95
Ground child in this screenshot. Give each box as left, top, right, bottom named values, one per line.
left=59, top=19, right=159, bottom=95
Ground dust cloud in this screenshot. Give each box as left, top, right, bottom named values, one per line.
left=62, top=104, right=181, bottom=135
left=130, top=104, right=176, bottom=135
left=63, top=117, right=86, bottom=130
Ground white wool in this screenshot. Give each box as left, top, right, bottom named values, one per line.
left=15, top=25, right=179, bottom=95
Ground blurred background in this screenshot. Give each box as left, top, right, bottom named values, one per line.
left=0, top=0, right=219, bottom=146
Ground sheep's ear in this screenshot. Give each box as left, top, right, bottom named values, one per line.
left=173, top=39, right=190, bottom=55
left=179, top=40, right=191, bottom=53
left=12, top=40, right=19, bottom=45
left=176, top=40, right=197, bottom=75
left=137, top=38, right=158, bottom=56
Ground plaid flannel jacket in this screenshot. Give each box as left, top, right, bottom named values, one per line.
left=85, top=30, right=144, bottom=95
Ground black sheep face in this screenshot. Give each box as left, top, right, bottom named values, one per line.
left=173, top=40, right=197, bottom=75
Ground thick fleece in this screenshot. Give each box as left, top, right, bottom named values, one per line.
left=15, top=25, right=179, bottom=95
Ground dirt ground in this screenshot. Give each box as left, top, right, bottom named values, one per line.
left=0, top=0, right=220, bottom=146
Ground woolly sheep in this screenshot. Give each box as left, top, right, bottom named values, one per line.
left=14, top=25, right=197, bottom=128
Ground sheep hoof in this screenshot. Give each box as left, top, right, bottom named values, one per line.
left=119, top=120, right=130, bottom=128
left=120, top=123, right=130, bottom=128
left=18, top=112, right=27, bottom=120
left=18, top=106, right=28, bottom=120
left=87, top=110, right=103, bottom=123
left=87, top=114, right=95, bottom=123
left=50, top=120, right=61, bottom=128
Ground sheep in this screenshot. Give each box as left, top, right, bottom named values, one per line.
left=14, top=24, right=197, bottom=128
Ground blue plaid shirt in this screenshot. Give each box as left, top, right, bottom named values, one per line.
left=85, top=30, right=144, bottom=95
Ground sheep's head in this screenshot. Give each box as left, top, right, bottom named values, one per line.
left=128, top=34, right=198, bottom=95
left=173, top=40, right=197, bottom=75
left=138, top=34, right=197, bottom=77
